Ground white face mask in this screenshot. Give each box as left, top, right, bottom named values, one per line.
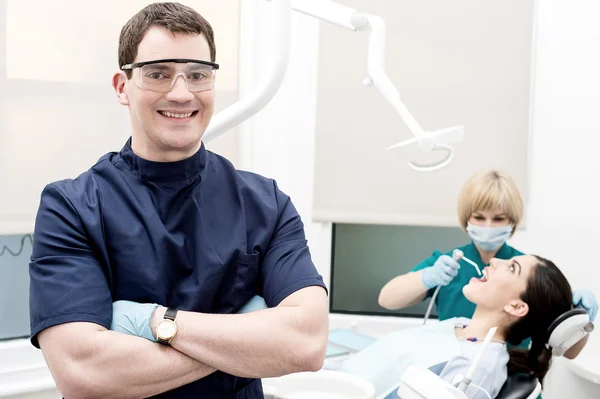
left=466, top=222, right=513, bottom=252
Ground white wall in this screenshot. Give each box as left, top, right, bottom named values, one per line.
left=236, top=0, right=333, bottom=287
left=508, top=0, right=600, bottom=397
left=239, top=0, right=600, bottom=398
left=509, top=0, right=600, bottom=309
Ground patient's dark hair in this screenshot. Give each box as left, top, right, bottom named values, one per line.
left=505, top=255, right=572, bottom=385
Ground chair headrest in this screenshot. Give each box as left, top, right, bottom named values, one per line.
left=547, top=308, right=594, bottom=357
left=496, top=373, right=539, bottom=399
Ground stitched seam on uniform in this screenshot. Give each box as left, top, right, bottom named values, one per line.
left=90, top=172, right=108, bottom=253
left=114, top=157, right=146, bottom=181
left=272, top=178, right=280, bottom=215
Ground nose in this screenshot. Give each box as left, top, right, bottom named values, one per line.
left=489, top=258, right=499, bottom=269
left=166, top=75, right=195, bottom=102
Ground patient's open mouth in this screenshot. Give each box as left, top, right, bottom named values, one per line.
left=479, top=269, right=488, bottom=282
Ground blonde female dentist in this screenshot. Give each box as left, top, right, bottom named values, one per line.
left=378, top=169, right=596, bottom=360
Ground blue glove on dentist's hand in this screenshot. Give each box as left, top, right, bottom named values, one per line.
left=237, top=295, right=268, bottom=313
left=573, top=289, right=598, bottom=322
left=421, top=255, right=461, bottom=289
left=111, top=296, right=267, bottom=342
left=110, top=300, right=159, bottom=342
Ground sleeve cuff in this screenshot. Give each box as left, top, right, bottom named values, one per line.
left=269, top=278, right=328, bottom=307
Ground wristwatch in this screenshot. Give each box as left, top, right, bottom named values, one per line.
left=156, top=308, right=178, bottom=345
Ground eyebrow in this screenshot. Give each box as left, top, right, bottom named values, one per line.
left=472, top=212, right=507, bottom=217
left=513, top=259, right=522, bottom=276
left=145, top=64, right=171, bottom=71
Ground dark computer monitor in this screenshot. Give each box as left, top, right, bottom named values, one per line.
left=329, top=223, right=467, bottom=319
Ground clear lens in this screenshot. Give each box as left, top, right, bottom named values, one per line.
left=134, top=62, right=216, bottom=92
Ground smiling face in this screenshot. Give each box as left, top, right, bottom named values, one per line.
left=463, top=255, right=538, bottom=317
left=113, top=26, right=215, bottom=162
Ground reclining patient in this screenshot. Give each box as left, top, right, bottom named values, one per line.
left=337, top=254, right=573, bottom=399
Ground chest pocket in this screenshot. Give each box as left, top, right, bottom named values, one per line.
left=231, top=250, right=261, bottom=311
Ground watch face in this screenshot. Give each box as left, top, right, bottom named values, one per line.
left=157, top=320, right=177, bottom=339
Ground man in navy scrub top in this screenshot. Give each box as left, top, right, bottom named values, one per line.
left=28, top=3, right=328, bottom=398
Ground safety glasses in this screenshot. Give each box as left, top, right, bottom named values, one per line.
left=121, top=58, right=220, bottom=93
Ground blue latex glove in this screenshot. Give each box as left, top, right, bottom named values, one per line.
left=421, top=255, right=461, bottom=289
left=237, top=295, right=268, bottom=313
left=573, top=289, right=598, bottom=322
left=110, top=300, right=159, bottom=342
left=110, top=296, right=266, bottom=342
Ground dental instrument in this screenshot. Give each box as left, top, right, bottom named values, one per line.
left=203, top=0, right=465, bottom=172
left=398, top=366, right=469, bottom=399
left=423, top=249, right=483, bottom=325
left=460, top=255, right=482, bottom=277
left=397, top=326, right=498, bottom=399
left=456, top=327, right=497, bottom=394
left=423, top=249, right=464, bottom=325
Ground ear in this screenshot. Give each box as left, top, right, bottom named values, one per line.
left=504, top=300, right=529, bottom=318
left=112, top=72, right=130, bottom=106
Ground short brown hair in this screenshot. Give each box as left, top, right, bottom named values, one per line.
left=118, top=2, right=216, bottom=78
left=457, top=169, right=524, bottom=235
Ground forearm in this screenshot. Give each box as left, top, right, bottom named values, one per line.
left=564, top=334, right=589, bottom=359
left=378, top=271, right=428, bottom=310
left=86, top=331, right=216, bottom=398
left=160, top=289, right=328, bottom=378
left=42, top=324, right=215, bottom=399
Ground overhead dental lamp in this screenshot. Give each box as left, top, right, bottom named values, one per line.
left=203, top=0, right=465, bottom=172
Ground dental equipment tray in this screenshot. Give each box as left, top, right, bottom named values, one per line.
left=326, top=328, right=378, bottom=357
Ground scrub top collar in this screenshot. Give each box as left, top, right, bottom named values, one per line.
left=119, top=138, right=207, bottom=183
left=467, top=241, right=511, bottom=266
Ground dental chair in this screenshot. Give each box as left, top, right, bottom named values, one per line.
left=251, top=294, right=594, bottom=399
left=495, top=373, right=539, bottom=399
left=494, top=308, right=594, bottom=399
left=398, top=308, right=594, bottom=399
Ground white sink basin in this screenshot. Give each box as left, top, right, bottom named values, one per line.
left=262, top=370, right=375, bottom=399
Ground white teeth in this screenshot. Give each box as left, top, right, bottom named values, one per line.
left=161, top=111, right=194, bottom=118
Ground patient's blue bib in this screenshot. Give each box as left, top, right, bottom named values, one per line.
left=340, top=319, right=463, bottom=398
left=341, top=318, right=509, bottom=399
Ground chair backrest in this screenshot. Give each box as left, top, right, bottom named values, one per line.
left=496, top=373, right=540, bottom=399
left=429, top=361, right=541, bottom=399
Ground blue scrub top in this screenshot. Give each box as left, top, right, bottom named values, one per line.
left=29, top=139, right=327, bottom=398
